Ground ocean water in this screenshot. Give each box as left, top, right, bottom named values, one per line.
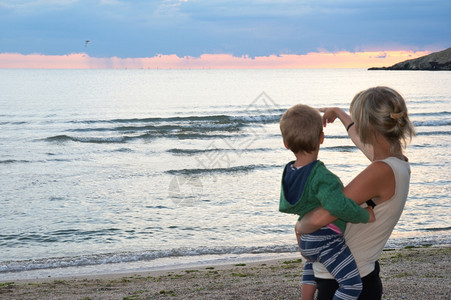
left=0, top=69, right=450, bottom=280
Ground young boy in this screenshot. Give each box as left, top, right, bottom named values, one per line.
left=279, top=104, right=375, bottom=300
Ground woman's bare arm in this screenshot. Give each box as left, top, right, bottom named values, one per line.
left=319, top=107, right=374, bottom=161
left=343, top=161, right=395, bottom=206
left=295, top=161, right=389, bottom=235
left=295, top=207, right=336, bottom=235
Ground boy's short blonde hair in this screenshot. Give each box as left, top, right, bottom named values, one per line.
left=280, top=104, right=323, bottom=154
left=350, top=86, right=416, bottom=151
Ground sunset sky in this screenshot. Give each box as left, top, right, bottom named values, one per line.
left=0, top=0, right=450, bottom=69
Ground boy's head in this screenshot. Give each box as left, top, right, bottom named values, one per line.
left=280, top=104, right=323, bottom=154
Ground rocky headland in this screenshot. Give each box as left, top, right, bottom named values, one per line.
left=369, top=47, right=451, bottom=70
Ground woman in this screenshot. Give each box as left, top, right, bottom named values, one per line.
left=295, top=86, right=416, bottom=299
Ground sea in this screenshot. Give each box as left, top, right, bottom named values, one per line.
left=0, top=69, right=450, bottom=281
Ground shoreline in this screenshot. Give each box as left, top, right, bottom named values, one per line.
left=2, top=232, right=450, bottom=282
left=1, top=245, right=449, bottom=299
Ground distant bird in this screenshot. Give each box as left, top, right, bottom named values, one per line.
left=85, top=40, right=90, bottom=47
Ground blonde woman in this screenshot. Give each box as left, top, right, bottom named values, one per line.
left=296, top=86, right=416, bottom=299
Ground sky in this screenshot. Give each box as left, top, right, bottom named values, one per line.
left=0, top=0, right=450, bottom=69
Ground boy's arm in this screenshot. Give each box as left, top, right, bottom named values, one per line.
left=314, top=170, right=370, bottom=224
left=320, top=107, right=374, bottom=161
left=296, top=163, right=381, bottom=234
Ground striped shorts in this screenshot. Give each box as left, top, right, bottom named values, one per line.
left=300, top=227, right=362, bottom=300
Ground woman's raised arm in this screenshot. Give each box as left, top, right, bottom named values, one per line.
left=319, top=107, right=374, bottom=161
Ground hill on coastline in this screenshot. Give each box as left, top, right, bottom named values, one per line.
left=369, top=47, right=451, bottom=70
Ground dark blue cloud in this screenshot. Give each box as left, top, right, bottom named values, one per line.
left=0, top=0, right=449, bottom=57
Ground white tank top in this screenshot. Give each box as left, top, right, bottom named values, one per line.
left=313, top=157, right=411, bottom=278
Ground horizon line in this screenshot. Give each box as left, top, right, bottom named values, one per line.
left=0, top=50, right=431, bottom=69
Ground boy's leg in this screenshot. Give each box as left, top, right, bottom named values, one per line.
left=300, top=229, right=361, bottom=299
left=319, top=237, right=362, bottom=300
left=302, top=283, right=317, bottom=300
left=302, top=262, right=317, bottom=300
left=302, top=261, right=316, bottom=285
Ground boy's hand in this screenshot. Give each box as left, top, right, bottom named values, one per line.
left=366, top=206, right=376, bottom=223
left=294, top=226, right=313, bottom=261
left=294, top=226, right=302, bottom=249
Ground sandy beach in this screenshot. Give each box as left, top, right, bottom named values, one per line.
left=1, top=246, right=449, bottom=299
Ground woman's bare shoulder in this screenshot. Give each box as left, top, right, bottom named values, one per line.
left=355, top=160, right=393, bottom=180
left=369, top=160, right=393, bottom=172
left=365, top=160, right=395, bottom=202
left=344, top=160, right=395, bottom=204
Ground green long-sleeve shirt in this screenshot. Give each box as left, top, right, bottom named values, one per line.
left=279, top=160, right=369, bottom=233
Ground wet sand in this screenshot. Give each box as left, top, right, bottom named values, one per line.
left=1, top=246, right=449, bottom=299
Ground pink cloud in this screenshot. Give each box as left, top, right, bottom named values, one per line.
left=0, top=50, right=431, bottom=69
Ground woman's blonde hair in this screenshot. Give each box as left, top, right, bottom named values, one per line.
left=350, top=86, right=416, bottom=152
left=280, top=104, right=323, bottom=154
